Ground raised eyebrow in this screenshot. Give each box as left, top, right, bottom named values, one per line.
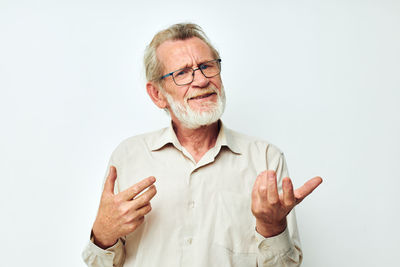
left=172, top=59, right=214, bottom=72
left=199, top=59, right=215, bottom=65
left=172, top=64, right=191, bottom=72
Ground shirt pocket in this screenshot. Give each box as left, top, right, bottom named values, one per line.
left=213, top=191, right=258, bottom=255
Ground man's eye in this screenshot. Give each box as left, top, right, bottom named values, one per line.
left=176, top=70, right=187, bottom=76
left=175, top=68, right=190, bottom=77
left=200, top=64, right=209, bottom=70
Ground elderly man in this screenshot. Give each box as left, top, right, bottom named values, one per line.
left=82, top=23, right=322, bottom=267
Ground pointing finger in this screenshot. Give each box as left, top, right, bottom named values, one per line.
left=294, top=176, right=323, bottom=204
left=132, top=185, right=157, bottom=208
left=255, top=171, right=268, bottom=201
left=120, top=176, right=156, bottom=201
left=104, top=166, right=117, bottom=195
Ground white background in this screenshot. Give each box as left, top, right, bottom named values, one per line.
left=1, top=0, right=399, bottom=266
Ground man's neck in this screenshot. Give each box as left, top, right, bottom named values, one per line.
left=172, top=120, right=220, bottom=163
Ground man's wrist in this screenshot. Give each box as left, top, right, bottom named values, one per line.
left=256, top=219, right=287, bottom=238
left=91, top=228, right=118, bottom=249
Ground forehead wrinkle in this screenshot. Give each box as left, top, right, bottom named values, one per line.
left=157, top=37, right=214, bottom=72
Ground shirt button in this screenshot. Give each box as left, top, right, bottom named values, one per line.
left=188, top=200, right=195, bottom=208
left=186, top=238, right=192, bottom=245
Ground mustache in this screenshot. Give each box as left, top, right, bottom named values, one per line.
left=185, top=87, right=219, bottom=100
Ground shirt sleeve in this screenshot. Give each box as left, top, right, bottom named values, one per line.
left=82, top=152, right=126, bottom=267
left=82, top=236, right=126, bottom=267
left=255, top=145, right=303, bottom=266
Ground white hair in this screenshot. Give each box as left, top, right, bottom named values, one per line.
left=144, top=23, right=220, bottom=84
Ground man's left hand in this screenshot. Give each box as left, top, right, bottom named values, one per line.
left=251, top=170, right=322, bottom=238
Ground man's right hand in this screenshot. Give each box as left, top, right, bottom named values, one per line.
left=92, top=166, right=157, bottom=249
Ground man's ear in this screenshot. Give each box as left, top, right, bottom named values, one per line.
left=146, top=82, right=167, bottom=109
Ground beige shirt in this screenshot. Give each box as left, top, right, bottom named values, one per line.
left=82, top=122, right=302, bottom=266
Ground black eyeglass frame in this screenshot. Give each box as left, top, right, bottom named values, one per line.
left=159, top=58, right=222, bottom=86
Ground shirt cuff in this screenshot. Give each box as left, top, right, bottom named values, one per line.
left=87, top=236, right=124, bottom=257
left=82, top=237, right=124, bottom=267
left=255, top=226, right=293, bottom=255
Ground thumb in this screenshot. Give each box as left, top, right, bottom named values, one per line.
left=104, top=166, right=117, bottom=195
left=294, top=176, right=323, bottom=204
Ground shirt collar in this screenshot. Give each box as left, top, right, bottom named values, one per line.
left=150, top=122, right=181, bottom=151
left=216, top=121, right=241, bottom=154
left=150, top=120, right=242, bottom=154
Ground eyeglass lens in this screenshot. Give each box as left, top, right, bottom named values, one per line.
left=173, top=60, right=220, bottom=85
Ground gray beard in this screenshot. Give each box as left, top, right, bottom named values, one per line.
left=162, top=85, right=226, bottom=129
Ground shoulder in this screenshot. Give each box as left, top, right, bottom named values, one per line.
left=226, top=127, right=288, bottom=176
left=110, top=127, right=168, bottom=160
left=225, top=127, right=284, bottom=157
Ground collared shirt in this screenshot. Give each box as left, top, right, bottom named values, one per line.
left=82, top=122, right=302, bottom=267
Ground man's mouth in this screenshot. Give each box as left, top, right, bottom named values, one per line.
left=188, top=92, right=217, bottom=100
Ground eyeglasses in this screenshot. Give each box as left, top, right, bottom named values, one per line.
left=160, top=59, right=221, bottom=86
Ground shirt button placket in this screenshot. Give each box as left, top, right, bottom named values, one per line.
left=188, top=200, right=195, bottom=209
left=181, top=167, right=197, bottom=266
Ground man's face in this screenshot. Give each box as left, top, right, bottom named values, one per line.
left=156, top=37, right=225, bottom=128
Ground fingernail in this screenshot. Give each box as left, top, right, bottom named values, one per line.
left=267, top=172, right=274, bottom=179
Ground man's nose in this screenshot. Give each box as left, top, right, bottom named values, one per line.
left=191, top=68, right=209, bottom=88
